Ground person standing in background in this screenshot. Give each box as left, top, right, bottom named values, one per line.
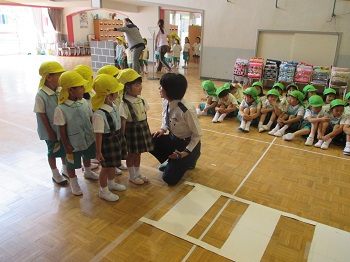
left=111, top=18, right=144, bottom=74
left=155, top=19, right=171, bottom=73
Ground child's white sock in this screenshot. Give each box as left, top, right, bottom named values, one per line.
left=52, top=168, right=59, bottom=175
left=308, top=134, right=314, bottom=138
left=128, top=166, right=136, bottom=179
left=258, top=121, right=263, bottom=128
left=347, top=142, right=350, bottom=147
left=279, top=125, right=289, bottom=132
left=239, top=120, right=246, bottom=129
left=245, top=121, right=251, bottom=129
left=84, top=166, right=91, bottom=173
left=134, top=166, right=140, bottom=176
left=100, top=186, right=109, bottom=193
left=196, top=108, right=201, bottom=115
left=61, top=164, right=67, bottom=174
left=266, top=121, right=273, bottom=129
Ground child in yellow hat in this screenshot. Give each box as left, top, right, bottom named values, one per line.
left=91, top=74, right=127, bottom=201
left=53, top=71, right=99, bottom=196
left=118, top=69, right=154, bottom=185
left=34, top=61, right=67, bottom=185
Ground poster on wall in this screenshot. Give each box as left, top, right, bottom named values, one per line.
left=79, top=12, right=88, bottom=28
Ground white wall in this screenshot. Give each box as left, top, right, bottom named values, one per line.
left=122, top=0, right=350, bottom=80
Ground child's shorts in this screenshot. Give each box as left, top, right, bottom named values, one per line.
left=165, top=57, right=172, bottom=63
left=183, top=52, right=189, bottom=61
left=142, top=59, right=148, bottom=66
left=155, top=53, right=159, bottom=59
left=117, top=59, right=124, bottom=66
left=66, top=142, right=96, bottom=169
left=45, top=140, right=66, bottom=158
left=139, top=59, right=145, bottom=66
left=172, top=57, right=179, bottom=63
left=301, top=121, right=311, bottom=130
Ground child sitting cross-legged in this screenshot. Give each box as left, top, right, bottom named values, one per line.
left=269, top=90, right=305, bottom=137
left=237, top=87, right=261, bottom=133
left=258, top=89, right=283, bottom=132
left=283, top=95, right=330, bottom=146
left=314, top=99, right=345, bottom=149
left=212, top=83, right=238, bottom=123
left=196, top=80, right=218, bottom=116
left=322, top=88, right=336, bottom=112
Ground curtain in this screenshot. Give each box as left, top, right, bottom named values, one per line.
left=48, top=8, right=63, bottom=44
left=31, top=8, right=44, bottom=52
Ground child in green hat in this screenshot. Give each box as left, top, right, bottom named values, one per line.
left=272, top=82, right=287, bottom=108
left=302, top=84, right=318, bottom=109
left=212, top=83, right=238, bottom=122
left=343, top=92, right=350, bottom=116
left=315, top=99, right=345, bottom=149
left=237, top=87, right=260, bottom=133
left=196, top=80, right=218, bottom=116
left=283, top=95, right=330, bottom=146
left=258, top=89, right=283, bottom=132
left=322, top=88, right=337, bottom=112
left=269, top=90, right=305, bottom=136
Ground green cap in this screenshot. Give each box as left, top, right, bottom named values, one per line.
left=303, top=84, right=317, bottom=94
left=243, top=87, right=259, bottom=103
left=201, top=80, right=217, bottom=97
left=286, top=83, right=299, bottom=91
left=308, top=95, right=324, bottom=107
left=346, top=92, right=350, bottom=101
left=323, top=88, right=336, bottom=96
left=216, top=84, right=230, bottom=96
left=252, top=81, right=263, bottom=88
left=273, top=82, right=284, bottom=91
left=330, top=99, right=345, bottom=109
left=266, top=89, right=280, bottom=97
left=289, top=90, right=305, bottom=102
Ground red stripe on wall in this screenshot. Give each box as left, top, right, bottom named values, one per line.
left=67, top=15, right=74, bottom=43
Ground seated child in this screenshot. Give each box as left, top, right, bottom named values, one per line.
left=54, top=71, right=99, bottom=196
left=302, top=84, right=317, bottom=109
left=212, top=83, right=238, bottom=123
left=345, top=92, right=350, bottom=116
left=269, top=90, right=305, bottom=137
left=272, top=82, right=287, bottom=108
left=237, top=87, right=261, bottom=133
left=286, top=83, right=299, bottom=97
left=196, top=80, right=218, bottom=116
left=314, top=99, right=345, bottom=149
left=230, top=82, right=244, bottom=104
left=258, top=89, right=283, bottom=132
left=322, top=88, right=336, bottom=112
left=283, top=95, right=330, bottom=146
left=252, top=81, right=265, bottom=101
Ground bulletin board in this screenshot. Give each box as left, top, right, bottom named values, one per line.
left=256, top=30, right=340, bottom=66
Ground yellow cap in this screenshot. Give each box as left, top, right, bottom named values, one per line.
left=91, top=74, right=124, bottom=111
left=116, top=36, right=124, bottom=42
left=58, top=71, right=88, bottom=104
left=73, top=65, right=93, bottom=93
left=97, top=65, right=120, bottom=77
left=38, top=61, right=65, bottom=89
left=117, top=68, right=141, bottom=85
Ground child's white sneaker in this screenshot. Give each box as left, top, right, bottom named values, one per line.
left=108, top=181, right=126, bottom=191
left=217, top=114, right=226, bottom=122
left=199, top=111, right=207, bottom=116
left=273, top=130, right=285, bottom=137
left=118, top=163, right=127, bottom=170
left=268, top=126, right=280, bottom=136
left=115, top=167, right=122, bottom=175
left=314, top=140, right=323, bottom=148
left=70, top=179, right=82, bottom=196
left=84, top=170, right=99, bottom=180
left=283, top=133, right=294, bottom=141
left=258, top=126, right=264, bottom=133
left=343, top=146, right=350, bottom=155
left=129, top=176, right=144, bottom=185
left=99, top=190, right=119, bottom=201
left=196, top=108, right=201, bottom=115
left=262, top=125, right=270, bottom=131
left=212, top=113, right=220, bottom=123
left=321, top=139, right=332, bottom=150
left=243, top=126, right=250, bottom=133
left=52, top=172, right=68, bottom=185
left=139, top=174, right=149, bottom=182
left=305, top=136, right=314, bottom=146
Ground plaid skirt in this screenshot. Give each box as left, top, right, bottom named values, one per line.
left=101, top=130, right=127, bottom=168
left=125, top=119, right=154, bottom=153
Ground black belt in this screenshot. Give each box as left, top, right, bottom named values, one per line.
left=170, top=133, right=191, bottom=143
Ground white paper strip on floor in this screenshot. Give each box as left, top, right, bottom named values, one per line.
left=308, top=223, right=350, bottom=262
left=220, top=203, right=281, bottom=261
left=152, top=184, right=222, bottom=237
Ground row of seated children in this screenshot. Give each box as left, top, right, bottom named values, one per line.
left=35, top=61, right=153, bottom=201
left=197, top=80, right=350, bottom=154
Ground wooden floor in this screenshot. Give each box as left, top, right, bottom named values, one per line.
left=0, top=55, right=349, bottom=261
